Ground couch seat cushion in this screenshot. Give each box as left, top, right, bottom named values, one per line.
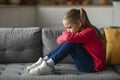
left=113, top=65, right=120, bottom=74
left=0, top=63, right=120, bottom=80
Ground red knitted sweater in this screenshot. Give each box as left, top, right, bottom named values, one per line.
left=57, top=27, right=105, bottom=72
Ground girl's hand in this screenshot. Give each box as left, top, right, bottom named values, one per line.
left=66, top=29, right=70, bottom=32
left=69, top=28, right=78, bottom=34
left=66, top=28, right=76, bottom=33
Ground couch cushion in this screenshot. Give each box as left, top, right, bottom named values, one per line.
left=0, top=63, right=120, bottom=80
left=0, top=27, right=42, bottom=63
left=42, top=28, right=73, bottom=64
left=104, top=28, right=120, bottom=65
left=113, top=65, right=120, bottom=74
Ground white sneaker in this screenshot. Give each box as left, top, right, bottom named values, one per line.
left=26, top=57, right=43, bottom=71
left=29, top=61, right=54, bottom=75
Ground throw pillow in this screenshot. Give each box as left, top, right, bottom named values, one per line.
left=104, top=28, right=120, bottom=65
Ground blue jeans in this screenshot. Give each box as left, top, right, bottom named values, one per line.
left=46, top=42, right=95, bottom=72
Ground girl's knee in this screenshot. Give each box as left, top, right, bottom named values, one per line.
left=63, top=42, right=82, bottom=47
left=63, top=42, right=70, bottom=44
left=62, top=42, right=71, bottom=47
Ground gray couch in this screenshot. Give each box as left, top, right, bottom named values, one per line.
left=0, top=27, right=120, bottom=80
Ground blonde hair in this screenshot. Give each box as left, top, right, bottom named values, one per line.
left=63, top=8, right=105, bottom=46
left=63, top=9, right=80, bottom=24
left=63, top=8, right=91, bottom=28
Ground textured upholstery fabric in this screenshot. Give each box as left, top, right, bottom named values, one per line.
left=42, top=28, right=73, bottom=64
left=0, top=63, right=120, bottom=80
left=104, top=28, right=120, bottom=64
left=0, top=27, right=42, bottom=63
left=113, top=65, right=120, bottom=74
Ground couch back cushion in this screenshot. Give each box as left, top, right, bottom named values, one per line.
left=42, top=28, right=73, bottom=64
left=0, top=27, right=42, bottom=63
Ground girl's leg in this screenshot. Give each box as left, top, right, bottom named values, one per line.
left=44, top=43, right=68, bottom=60
left=43, top=42, right=72, bottom=67
left=29, top=42, right=72, bottom=75
left=48, top=42, right=73, bottom=65
left=48, top=42, right=95, bottom=72
left=29, top=42, right=95, bottom=75
left=27, top=43, right=65, bottom=71
left=70, top=44, right=95, bottom=72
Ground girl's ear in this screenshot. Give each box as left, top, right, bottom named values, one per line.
left=79, top=22, right=82, bottom=28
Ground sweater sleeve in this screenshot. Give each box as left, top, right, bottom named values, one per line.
left=57, top=30, right=68, bottom=44
left=65, top=27, right=98, bottom=43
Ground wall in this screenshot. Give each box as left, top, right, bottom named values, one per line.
left=1, top=3, right=120, bottom=28
left=0, top=6, right=37, bottom=27
left=113, top=1, right=120, bottom=26
left=37, top=6, right=113, bottom=29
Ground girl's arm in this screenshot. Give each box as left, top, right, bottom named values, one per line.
left=64, top=27, right=98, bottom=43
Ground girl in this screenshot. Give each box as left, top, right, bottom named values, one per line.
left=27, top=8, right=105, bottom=75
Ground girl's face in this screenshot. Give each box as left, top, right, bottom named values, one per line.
left=63, top=19, right=81, bottom=34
